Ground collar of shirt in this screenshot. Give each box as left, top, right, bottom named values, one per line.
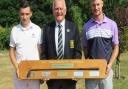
left=56, top=19, right=65, bottom=27
left=91, top=14, right=108, bottom=24
left=19, top=21, right=33, bottom=31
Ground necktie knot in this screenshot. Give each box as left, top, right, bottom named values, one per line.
left=58, top=24, right=62, bottom=29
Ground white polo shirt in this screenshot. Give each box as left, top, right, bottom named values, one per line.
left=10, top=22, right=42, bottom=63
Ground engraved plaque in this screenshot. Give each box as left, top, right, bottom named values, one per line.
left=42, top=72, right=51, bottom=77
left=51, top=64, right=73, bottom=68
left=74, top=71, right=84, bottom=77
left=57, top=72, right=68, bottom=76
left=89, top=71, right=99, bottom=77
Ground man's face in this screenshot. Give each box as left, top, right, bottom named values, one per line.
left=19, top=7, right=32, bottom=27
left=91, top=0, right=103, bottom=17
left=53, top=1, right=66, bottom=23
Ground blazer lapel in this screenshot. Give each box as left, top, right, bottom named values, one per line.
left=64, top=20, right=69, bottom=57
left=51, top=22, right=57, bottom=57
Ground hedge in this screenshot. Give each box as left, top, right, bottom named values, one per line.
left=0, top=26, right=11, bottom=50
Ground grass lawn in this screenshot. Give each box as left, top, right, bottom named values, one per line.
left=0, top=50, right=128, bottom=89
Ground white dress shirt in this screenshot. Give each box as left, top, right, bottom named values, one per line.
left=55, top=19, right=65, bottom=55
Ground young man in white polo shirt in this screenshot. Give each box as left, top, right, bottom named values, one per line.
left=9, top=0, right=42, bottom=89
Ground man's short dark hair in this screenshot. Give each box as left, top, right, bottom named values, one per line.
left=19, top=0, right=31, bottom=10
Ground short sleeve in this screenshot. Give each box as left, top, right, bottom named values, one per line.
left=9, top=28, right=16, bottom=47
left=112, top=22, right=119, bottom=45
left=37, top=27, right=42, bottom=45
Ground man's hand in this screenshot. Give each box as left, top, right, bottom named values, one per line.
left=40, top=79, right=44, bottom=84
left=106, top=63, right=112, bottom=75
left=40, top=78, right=50, bottom=84
left=72, top=78, right=79, bottom=81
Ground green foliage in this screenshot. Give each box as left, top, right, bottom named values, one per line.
left=69, top=5, right=83, bottom=34
left=30, top=0, right=53, bottom=26
left=0, top=0, right=127, bottom=27
left=0, top=27, right=11, bottom=50
left=0, top=0, right=128, bottom=51
left=0, top=0, right=19, bottom=27
left=119, top=26, right=128, bottom=52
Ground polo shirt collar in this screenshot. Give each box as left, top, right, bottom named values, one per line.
left=20, top=21, right=33, bottom=31
left=91, top=14, right=108, bottom=24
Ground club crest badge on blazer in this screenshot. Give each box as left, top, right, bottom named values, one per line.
left=66, top=29, right=70, bottom=32
left=70, top=40, right=74, bottom=48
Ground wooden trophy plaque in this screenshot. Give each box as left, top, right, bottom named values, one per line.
left=19, top=59, right=107, bottom=80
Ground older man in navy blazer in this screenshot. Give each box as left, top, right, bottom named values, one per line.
left=41, top=0, right=81, bottom=89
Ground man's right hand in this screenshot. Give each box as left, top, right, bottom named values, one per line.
left=40, top=79, right=44, bottom=84
left=40, top=78, right=49, bottom=84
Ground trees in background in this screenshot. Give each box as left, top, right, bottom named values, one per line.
left=0, top=0, right=126, bottom=28
left=0, top=27, right=11, bottom=50
left=0, top=0, right=128, bottom=51
left=0, top=0, right=19, bottom=27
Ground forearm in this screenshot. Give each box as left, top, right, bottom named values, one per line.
left=108, top=45, right=119, bottom=66
left=38, top=44, right=42, bottom=59
left=9, top=47, right=18, bottom=70
left=105, top=45, right=119, bottom=74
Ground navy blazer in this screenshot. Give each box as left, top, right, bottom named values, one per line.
left=41, top=19, right=82, bottom=59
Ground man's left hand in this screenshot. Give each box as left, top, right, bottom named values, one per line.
left=106, top=63, right=112, bottom=75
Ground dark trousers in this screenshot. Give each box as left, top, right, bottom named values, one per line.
left=46, top=79, right=77, bottom=89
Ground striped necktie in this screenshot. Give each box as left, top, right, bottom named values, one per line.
left=57, top=24, right=63, bottom=59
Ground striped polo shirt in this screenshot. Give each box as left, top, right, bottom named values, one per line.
left=82, top=16, right=119, bottom=62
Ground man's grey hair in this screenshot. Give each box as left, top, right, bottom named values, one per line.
left=52, top=0, right=67, bottom=10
